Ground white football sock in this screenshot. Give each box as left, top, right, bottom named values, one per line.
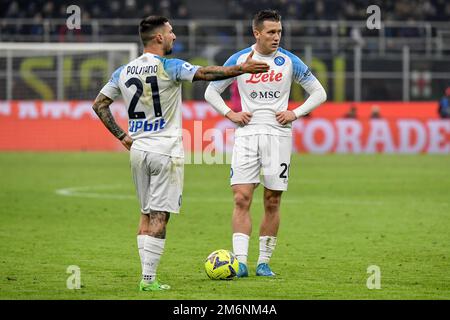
left=142, top=235, right=165, bottom=283
left=137, top=235, right=146, bottom=272
left=257, top=236, right=277, bottom=266
left=233, top=233, right=250, bottom=265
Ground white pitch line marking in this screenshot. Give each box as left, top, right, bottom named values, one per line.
left=55, top=185, right=390, bottom=206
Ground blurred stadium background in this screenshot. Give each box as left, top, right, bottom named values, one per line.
left=0, top=0, right=449, bottom=152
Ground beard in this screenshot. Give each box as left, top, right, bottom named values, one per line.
left=164, top=42, right=173, bottom=55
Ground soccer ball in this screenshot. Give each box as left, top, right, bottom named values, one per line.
left=204, top=249, right=239, bottom=280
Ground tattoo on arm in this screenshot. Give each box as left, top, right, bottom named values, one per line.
left=92, top=93, right=126, bottom=140
left=193, top=65, right=242, bottom=81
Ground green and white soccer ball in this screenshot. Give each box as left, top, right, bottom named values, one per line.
left=204, top=249, right=239, bottom=280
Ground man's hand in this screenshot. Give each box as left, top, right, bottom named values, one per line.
left=276, top=110, right=297, bottom=125
left=120, top=134, right=133, bottom=150
left=193, top=51, right=269, bottom=81
left=226, top=110, right=252, bottom=126
left=240, top=51, right=270, bottom=74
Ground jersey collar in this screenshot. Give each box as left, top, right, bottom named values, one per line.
left=251, top=44, right=279, bottom=58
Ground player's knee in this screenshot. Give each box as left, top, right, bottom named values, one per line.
left=234, top=192, right=252, bottom=210
left=264, top=195, right=281, bottom=214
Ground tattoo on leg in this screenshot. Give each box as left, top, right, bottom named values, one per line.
left=148, top=211, right=170, bottom=239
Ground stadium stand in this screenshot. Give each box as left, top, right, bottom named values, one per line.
left=0, top=0, right=449, bottom=101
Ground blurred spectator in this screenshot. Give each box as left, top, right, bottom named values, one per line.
left=438, top=87, right=450, bottom=118
left=0, top=0, right=449, bottom=47
left=29, top=13, right=44, bottom=36
left=370, top=106, right=381, bottom=119
left=174, top=4, right=190, bottom=20
left=42, top=1, right=56, bottom=18
left=159, top=0, right=172, bottom=18
left=0, top=0, right=190, bottom=19
left=344, top=105, right=357, bottom=118
left=142, top=4, right=155, bottom=17
left=1, top=0, right=449, bottom=21
left=110, top=1, right=121, bottom=16
left=5, top=1, right=20, bottom=18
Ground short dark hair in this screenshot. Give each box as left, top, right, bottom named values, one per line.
left=252, top=10, right=281, bottom=30
left=139, top=16, right=169, bottom=46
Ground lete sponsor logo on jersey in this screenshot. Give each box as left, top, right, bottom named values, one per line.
left=245, top=70, right=283, bottom=84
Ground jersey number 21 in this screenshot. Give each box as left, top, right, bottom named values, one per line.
left=125, top=76, right=162, bottom=119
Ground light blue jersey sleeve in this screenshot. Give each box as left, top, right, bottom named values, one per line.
left=209, top=47, right=253, bottom=93
left=100, top=65, right=124, bottom=100
left=278, top=48, right=317, bottom=87
left=157, top=57, right=200, bottom=82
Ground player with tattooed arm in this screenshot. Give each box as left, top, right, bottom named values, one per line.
left=92, top=15, right=269, bottom=291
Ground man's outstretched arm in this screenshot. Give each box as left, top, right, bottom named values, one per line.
left=193, top=51, right=269, bottom=81
left=92, top=93, right=133, bottom=150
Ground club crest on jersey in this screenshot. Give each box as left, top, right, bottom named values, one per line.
left=274, top=56, right=285, bottom=66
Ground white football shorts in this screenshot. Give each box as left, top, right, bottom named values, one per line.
left=130, top=148, right=184, bottom=214
left=230, top=134, right=292, bottom=191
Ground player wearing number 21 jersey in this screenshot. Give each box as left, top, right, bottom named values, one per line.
left=92, top=15, right=269, bottom=291
left=100, top=52, right=197, bottom=158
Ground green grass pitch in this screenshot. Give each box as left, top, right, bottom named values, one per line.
left=0, top=152, right=449, bottom=299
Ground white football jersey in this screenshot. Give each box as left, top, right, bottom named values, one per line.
left=100, top=53, right=199, bottom=157
left=209, top=45, right=317, bottom=137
